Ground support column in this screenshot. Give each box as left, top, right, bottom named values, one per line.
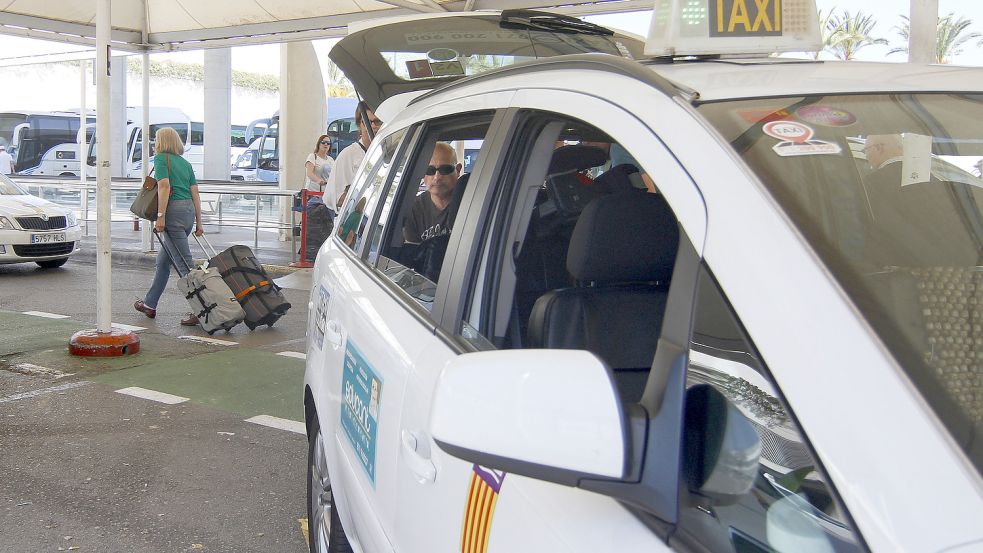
left=909, top=0, right=938, bottom=64
left=279, top=41, right=326, bottom=239
left=141, top=52, right=152, bottom=251
left=204, top=48, right=232, bottom=180
left=110, top=55, right=127, bottom=177
left=79, top=61, right=88, bottom=234
left=96, top=0, right=113, bottom=331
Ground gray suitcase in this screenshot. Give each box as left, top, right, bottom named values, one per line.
left=155, top=230, right=246, bottom=334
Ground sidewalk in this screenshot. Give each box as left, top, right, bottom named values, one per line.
left=76, top=220, right=306, bottom=276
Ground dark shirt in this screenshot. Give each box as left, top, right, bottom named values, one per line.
left=403, top=191, right=451, bottom=244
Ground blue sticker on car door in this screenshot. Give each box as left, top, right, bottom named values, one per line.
left=340, top=340, right=382, bottom=484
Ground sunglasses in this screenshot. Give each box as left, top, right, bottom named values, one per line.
left=425, top=164, right=456, bottom=176
left=319, top=140, right=330, bottom=145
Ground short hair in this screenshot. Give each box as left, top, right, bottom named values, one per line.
left=155, top=126, right=184, bottom=155
left=431, top=141, right=458, bottom=165
left=313, top=134, right=329, bottom=154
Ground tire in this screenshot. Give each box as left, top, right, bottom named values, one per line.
left=308, top=416, right=353, bottom=553
left=36, top=258, right=68, bottom=269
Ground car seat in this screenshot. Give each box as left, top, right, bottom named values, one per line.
left=526, top=192, right=679, bottom=402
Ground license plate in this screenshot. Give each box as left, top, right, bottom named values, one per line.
left=31, top=233, right=66, bottom=243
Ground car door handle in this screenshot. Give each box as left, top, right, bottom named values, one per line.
left=325, top=319, right=343, bottom=349
left=400, top=430, right=436, bottom=484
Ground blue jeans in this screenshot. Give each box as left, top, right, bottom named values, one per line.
left=145, top=199, right=195, bottom=309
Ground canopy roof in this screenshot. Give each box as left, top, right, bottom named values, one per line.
left=0, top=0, right=651, bottom=52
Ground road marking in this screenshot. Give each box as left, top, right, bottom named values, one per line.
left=112, top=322, right=147, bottom=332
left=178, top=335, right=238, bottom=346
left=22, top=311, right=70, bottom=319
left=0, top=381, right=87, bottom=404
left=5, top=363, right=72, bottom=379
left=245, top=415, right=305, bottom=435
left=115, top=386, right=189, bottom=405
left=276, top=351, right=306, bottom=360
left=300, top=518, right=309, bottom=549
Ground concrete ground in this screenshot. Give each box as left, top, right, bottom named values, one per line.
left=0, top=244, right=315, bottom=551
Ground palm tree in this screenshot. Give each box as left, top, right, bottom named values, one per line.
left=889, top=13, right=982, bottom=64
left=324, top=61, right=354, bottom=97
left=824, top=10, right=888, bottom=60
left=813, top=9, right=840, bottom=60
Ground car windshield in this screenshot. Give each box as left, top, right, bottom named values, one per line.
left=0, top=173, right=28, bottom=195
left=699, top=93, right=983, bottom=477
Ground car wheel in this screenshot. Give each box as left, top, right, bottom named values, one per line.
left=36, top=258, right=68, bottom=269
left=308, top=416, right=353, bottom=553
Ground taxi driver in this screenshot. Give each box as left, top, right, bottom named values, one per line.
left=402, top=142, right=461, bottom=244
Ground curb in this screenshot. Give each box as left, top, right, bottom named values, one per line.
left=73, top=248, right=300, bottom=278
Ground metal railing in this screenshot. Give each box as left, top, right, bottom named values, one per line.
left=11, top=175, right=301, bottom=262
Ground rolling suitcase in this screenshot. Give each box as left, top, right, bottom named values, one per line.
left=194, top=235, right=292, bottom=330
left=154, top=230, right=245, bottom=334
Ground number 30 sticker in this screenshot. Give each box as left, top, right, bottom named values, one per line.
left=762, top=120, right=842, bottom=157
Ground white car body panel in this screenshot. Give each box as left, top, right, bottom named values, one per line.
left=0, top=193, right=81, bottom=264
left=306, top=52, right=983, bottom=553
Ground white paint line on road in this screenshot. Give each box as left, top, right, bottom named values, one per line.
left=112, top=322, right=147, bottom=332
left=276, top=351, right=306, bottom=360
left=178, top=335, right=238, bottom=346
left=22, top=311, right=70, bottom=319
left=115, top=387, right=189, bottom=405
left=7, top=363, right=72, bottom=379
left=245, top=415, right=306, bottom=435
left=0, top=381, right=88, bottom=404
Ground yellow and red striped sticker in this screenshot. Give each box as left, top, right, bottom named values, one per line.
left=460, top=465, right=506, bottom=553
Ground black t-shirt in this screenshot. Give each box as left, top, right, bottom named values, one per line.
left=403, top=191, right=451, bottom=244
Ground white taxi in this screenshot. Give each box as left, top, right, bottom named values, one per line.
left=0, top=173, right=81, bottom=268
left=304, top=3, right=983, bottom=553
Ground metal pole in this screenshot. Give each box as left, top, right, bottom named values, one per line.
left=141, top=50, right=151, bottom=251
left=96, top=0, right=112, bottom=332
left=290, top=197, right=296, bottom=263
left=254, top=195, right=260, bottom=250
left=909, top=0, right=938, bottom=64
left=79, top=60, right=89, bottom=236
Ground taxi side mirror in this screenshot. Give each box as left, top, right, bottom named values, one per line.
left=430, top=350, right=627, bottom=485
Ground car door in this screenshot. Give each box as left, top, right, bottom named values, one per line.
left=392, top=85, right=708, bottom=552
left=309, top=125, right=414, bottom=553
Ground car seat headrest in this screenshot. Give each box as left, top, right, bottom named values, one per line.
left=548, top=145, right=608, bottom=175
left=594, top=163, right=642, bottom=195
left=567, top=193, right=679, bottom=284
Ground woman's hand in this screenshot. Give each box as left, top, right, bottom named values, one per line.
left=154, top=216, right=165, bottom=233
left=194, top=223, right=204, bottom=237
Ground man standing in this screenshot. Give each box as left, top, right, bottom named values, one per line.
left=0, top=145, right=13, bottom=175
left=327, top=101, right=382, bottom=212
left=403, top=142, right=461, bottom=244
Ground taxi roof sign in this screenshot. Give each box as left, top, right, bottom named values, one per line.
left=645, top=0, right=821, bottom=57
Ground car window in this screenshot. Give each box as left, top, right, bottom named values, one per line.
left=371, top=113, right=494, bottom=312
left=457, top=112, right=671, bottom=404
left=674, top=266, right=864, bottom=553
left=336, top=128, right=408, bottom=254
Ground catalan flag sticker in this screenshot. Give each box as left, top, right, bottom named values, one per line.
left=460, top=465, right=506, bottom=553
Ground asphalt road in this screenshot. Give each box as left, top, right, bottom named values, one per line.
left=0, top=258, right=314, bottom=552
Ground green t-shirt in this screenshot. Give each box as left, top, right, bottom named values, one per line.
left=154, top=153, right=196, bottom=200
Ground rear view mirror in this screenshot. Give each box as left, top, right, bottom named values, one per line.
left=683, top=384, right=761, bottom=504
left=431, top=350, right=627, bottom=485
left=258, top=158, right=278, bottom=171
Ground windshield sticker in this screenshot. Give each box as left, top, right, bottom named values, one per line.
left=710, top=0, right=782, bottom=38
left=901, top=132, right=933, bottom=186
left=738, top=108, right=792, bottom=124
left=461, top=465, right=506, bottom=553
left=795, top=106, right=857, bottom=127
left=340, top=341, right=383, bottom=485
left=430, top=60, right=465, bottom=77
left=312, top=285, right=330, bottom=350
left=406, top=59, right=434, bottom=79
left=763, top=120, right=842, bottom=157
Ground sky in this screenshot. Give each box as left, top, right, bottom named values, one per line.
left=0, top=0, right=981, bottom=77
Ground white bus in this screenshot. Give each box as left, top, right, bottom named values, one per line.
left=85, top=107, right=201, bottom=179
left=0, top=110, right=95, bottom=176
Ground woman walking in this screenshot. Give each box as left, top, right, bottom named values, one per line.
left=133, top=126, right=204, bottom=326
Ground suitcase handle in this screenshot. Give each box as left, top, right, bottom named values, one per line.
left=153, top=229, right=194, bottom=276
left=192, top=233, right=219, bottom=258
